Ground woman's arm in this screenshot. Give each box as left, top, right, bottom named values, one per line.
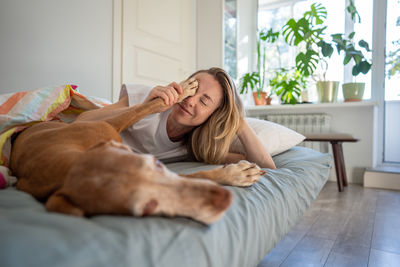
left=118, top=82, right=183, bottom=110
left=233, top=118, right=276, bottom=169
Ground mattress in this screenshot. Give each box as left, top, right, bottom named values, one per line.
left=0, top=146, right=331, bottom=267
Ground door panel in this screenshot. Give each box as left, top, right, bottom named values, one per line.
left=122, top=0, right=195, bottom=87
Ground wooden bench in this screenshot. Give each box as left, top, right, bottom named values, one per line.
left=303, top=133, right=359, bottom=192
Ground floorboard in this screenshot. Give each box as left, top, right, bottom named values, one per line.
left=258, top=182, right=400, bottom=267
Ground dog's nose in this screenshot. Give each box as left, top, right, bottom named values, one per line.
left=210, top=187, right=232, bottom=210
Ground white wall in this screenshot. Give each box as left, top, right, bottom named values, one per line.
left=196, top=0, right=223, bottom=69
left=0, top=0, right=113, bottom=100
left=246, top=103, right=378, bottom=184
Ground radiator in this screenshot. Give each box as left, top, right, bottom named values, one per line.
left=251, top=113, right=332, bottom=153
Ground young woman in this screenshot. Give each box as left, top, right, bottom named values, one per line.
left=118, top=67, right=276, bottom=169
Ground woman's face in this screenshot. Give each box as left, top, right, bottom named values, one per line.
left=170, top=72, right=223, bottom=127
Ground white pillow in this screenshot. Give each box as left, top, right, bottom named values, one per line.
left=229, top=117, right=305, bottom=156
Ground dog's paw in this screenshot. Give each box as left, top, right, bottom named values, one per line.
left=178, top=77, right=198, bottom=102
left=219, top=160, right=266, bottom=187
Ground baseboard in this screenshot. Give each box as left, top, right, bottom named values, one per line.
left=364, top=168, right=400, bottom=190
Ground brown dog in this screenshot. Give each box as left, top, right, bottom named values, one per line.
left=9, top=78, right=265, bottom=224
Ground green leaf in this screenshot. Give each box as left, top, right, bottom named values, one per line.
left=343, top=55, right=352, bottom=65
left=348, top=32, right=356, bottom=39
left=304, top=3, right=327, bottom=25
left=239, top=72, right=259, bottom=94
left=353, top=53, right=362, bottom=64
left=331, top=33, right=343, bottom=40
left=260, top=28, right=280, bottom=43
left=282, top=18, right=307, bottom=46
left=358, top=39, right=370, bottom=51
left=352, top=65, right=360, bottom=76
left=318, top=40, right=334, bottom=57
left=358, top=61, right=372, bottom=74
left=295, top=50, right=319, bottom=77
left=346, top=0, right=361, bottom=23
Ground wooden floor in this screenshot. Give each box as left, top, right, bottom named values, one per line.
left=258, top=181, right=400, bottom=267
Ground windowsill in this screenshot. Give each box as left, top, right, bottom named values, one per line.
left=366, top=165, right=400, bottom=174
left=245, top=101, right=378, bottom=112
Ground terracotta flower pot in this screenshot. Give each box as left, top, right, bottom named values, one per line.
left=252, top=92, right=267, bottom=105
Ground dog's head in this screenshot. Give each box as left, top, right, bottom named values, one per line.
left=46, top=140, right=232, bottom=224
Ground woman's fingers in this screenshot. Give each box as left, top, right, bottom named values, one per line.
left=168, top=81, right=183, bottom=95
left=158, top=91, right=170, bottom=106
left=147, top=80, right=187, bottom=107
left=168, top=85, right=180, bottom=104
left=164, top=87, right=176, bottom=106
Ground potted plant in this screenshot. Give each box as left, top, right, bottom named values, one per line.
left=281, top=2, right=353, bottom=103
left=239, top=29, right=276, bottom=105
left=261, top=1, right=371, bottom=103
left=267, top=3, right=335, bottom=104
left=268, top=68, right=306, bottom=104
left=317, top=0, right=371, bottom=102
left=241, top=3, right=330, bottom=105
left=329, top=32, right=372, bottom=101
left=313, top=40, right=340, bottom=103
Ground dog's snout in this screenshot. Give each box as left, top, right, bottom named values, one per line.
left=210, top=187, right=232, bottom=210
left=142, top=199, right=158, bottom=216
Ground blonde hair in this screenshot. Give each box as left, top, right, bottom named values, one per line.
left=186, top=67, right=244, bottom=164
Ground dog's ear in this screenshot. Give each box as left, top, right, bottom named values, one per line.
left=46, top=191, right=84, bottom=217
left=86, top=140, right=109, bottom=151
left=86, top=139, right=132, bottom=152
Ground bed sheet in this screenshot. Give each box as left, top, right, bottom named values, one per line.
left=0, top=146, right=331, bottom=267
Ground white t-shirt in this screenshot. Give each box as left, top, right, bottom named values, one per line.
left=119, top=84, right=188, bottom=163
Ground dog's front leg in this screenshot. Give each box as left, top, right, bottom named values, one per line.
left=106, top=78, right=198, bottom=132
left=76, top=78, right=198, bottom=132
left=180, top=160, right=267, bottom=187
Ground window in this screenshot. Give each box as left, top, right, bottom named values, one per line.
left=353, top=0, right=373, bottom=99
left=384, top=0, right=400, bottom=163
left=224, top=0, right=238, bottom=79
left=258, top=0, right=373, bottom=101
left=385, top=0, right=400, bottom=101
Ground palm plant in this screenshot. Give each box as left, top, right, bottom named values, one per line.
left=265, top=3, right=330, bottom=104
left=239, top=29, right=279, bottom=99
left=282, top=3, right=332, bottom=79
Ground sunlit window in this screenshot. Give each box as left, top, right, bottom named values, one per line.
left=258, top=0, right=374, bottom=101
left=224, top=0, right=237, bottom=79
left=385, top=0, right=400, bottom=100
left=353, top=0, right=373, bottom=99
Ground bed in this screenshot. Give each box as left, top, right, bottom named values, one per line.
left=0, top=146, right=331, bottom=267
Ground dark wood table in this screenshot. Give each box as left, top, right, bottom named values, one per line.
left=303, top=133, right=359, bottom=192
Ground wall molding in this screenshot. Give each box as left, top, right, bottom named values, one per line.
left=112, top=0, right=123, bottom=102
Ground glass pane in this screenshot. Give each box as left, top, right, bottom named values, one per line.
left=384, top=0, right=400, bottom=163
left=224, top=0, right=237, bottom=79
left=385, top=0, right=400, bottom=101
left=353, top=0, right=373, bottom=99
left=258, top=5, right=293, bottom=70
left=384, top=102, right=400, bottom=163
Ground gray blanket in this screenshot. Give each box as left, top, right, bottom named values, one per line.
left=0, top=146, right=331, bottom=267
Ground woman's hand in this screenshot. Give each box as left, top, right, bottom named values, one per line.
left=235, top=118, right=276, bottom=169
left=144, top=82, right=183, bottom=113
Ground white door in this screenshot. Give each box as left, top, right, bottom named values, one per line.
left=121, top=0, right=196, bottom=92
